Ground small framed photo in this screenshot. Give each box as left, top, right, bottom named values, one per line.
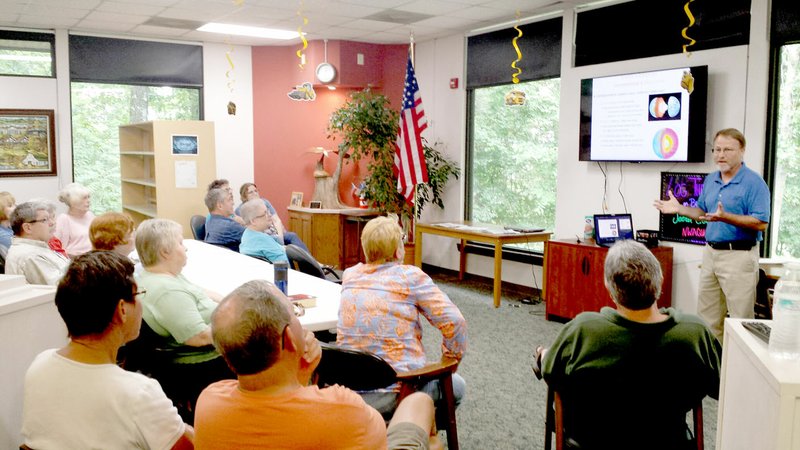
left=309, top=200, right=322, bottom=209
left=172, top=135, right=198, bottom=155
left=290, top=191, right=304, bottom=207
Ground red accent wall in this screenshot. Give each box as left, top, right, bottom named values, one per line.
left=251, top=41, right=407, bottom=224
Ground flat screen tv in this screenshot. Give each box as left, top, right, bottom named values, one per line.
left=579, top=65, right=708, bottom=163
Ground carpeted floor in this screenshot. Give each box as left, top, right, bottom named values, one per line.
left=424, top=271, right=719, bottom=450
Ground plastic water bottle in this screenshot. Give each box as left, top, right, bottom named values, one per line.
left=769, top=262, right=800, bottom=360
left=274, top=260, right=289, bottom=295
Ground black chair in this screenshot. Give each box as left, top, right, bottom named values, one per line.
left=0, top=243, right=7, bottom=274
left=543, top=386, right=704, bottom=450
left=285, top=244, right=341, bottom=283
left=314, top=343, right=460, bottom=450
left=120, top=321, right=214, bottom=424
left=189, top=215, right=206, bottom=240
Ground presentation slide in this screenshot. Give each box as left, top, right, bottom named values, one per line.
left=590, top=67, right=692, bottom=161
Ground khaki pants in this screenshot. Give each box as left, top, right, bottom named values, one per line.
left=698, top=245, right=759, bottom=340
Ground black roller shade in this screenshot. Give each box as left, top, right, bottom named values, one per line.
left=772, top=0, right=800, bottom=45
left=467, top=17, right=562, bottom=89
left=575, top=0, right=750, bottom=67
left=69, top=35, right=203, bottom=87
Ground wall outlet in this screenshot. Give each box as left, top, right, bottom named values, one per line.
left=357, top=53, right=364, bottom=65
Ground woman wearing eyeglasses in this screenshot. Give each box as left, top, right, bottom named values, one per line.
left=134, top=218, right=234, bottom=421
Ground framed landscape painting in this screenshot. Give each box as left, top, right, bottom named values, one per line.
left=0, top=109, right=57, bottom=177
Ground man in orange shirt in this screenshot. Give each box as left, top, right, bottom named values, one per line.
left=194, top=280, right=439, bottom=450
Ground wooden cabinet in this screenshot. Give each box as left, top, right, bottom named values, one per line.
left=287, top=207, right=378, bottom=269
left=119, top=121, right=215, bottom=238
left=544, top=239, right=673, bottom=321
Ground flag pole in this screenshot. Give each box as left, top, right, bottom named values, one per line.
left=410, top=31, right=418, bottom=245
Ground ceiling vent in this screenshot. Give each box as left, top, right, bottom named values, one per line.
left=143, top=17, right=205, bottom=30
left=363, top=9, right=433, bottom=25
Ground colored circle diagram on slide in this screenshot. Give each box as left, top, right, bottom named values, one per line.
left=649, top=97, right=668, bottom=118
left=652, top=128, right=679, bottom=159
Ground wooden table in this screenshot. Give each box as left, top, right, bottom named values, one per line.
left=414, top=222, right=552, bottom=308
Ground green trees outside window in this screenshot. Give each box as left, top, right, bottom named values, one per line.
left=469, top=78, right=560, bottom=251
left=771, top=43, right=800, bottom=258
left=71, top=83, right=200, bottom=214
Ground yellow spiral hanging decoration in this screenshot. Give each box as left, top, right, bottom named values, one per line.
left=296, top=1, right=308, bottom=69
left=681, top=0, right=696, bottom=55
left=511, top=13, right=523, bottom=84
left=225, top=46, right=235, bottom=94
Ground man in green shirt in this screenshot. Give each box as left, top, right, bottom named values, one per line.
left=536, top=240, right=721, bottom=450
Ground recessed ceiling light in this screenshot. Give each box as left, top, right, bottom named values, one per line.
left=197, top=23, right=300, bottom=40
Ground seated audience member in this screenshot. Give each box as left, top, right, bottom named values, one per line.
left=195, top=280, right=440, bottom=450
left=204, top=188, right=245, bottom=251
left=54, top=182, right=95, bottom=258
left=21, top=251, right=193, bottom=450
left=0, top=191, right=15, bottom=250
left=5, top=201, right=69, bottom=285
left=236, top=182, right=309, bottom=251
left=90, top=212, right=136, bottom=257
left=238, top=199, right=288, bottom=263
left=538, top=240, right=722, bottom=450
left=26, top=197, right=67, bottom=258
left=206, top=179, right=244, bottom=225
left=337, top=216, right=468, bottom=415
left=135, top=218, right=234, bottom=407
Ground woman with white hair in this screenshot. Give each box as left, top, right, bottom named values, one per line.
left=54, top=182, right=95, bottom=258
left=134, top=218, right=234, bottom=420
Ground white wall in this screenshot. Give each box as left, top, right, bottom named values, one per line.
left=0, top=35, right=255, bottom=208
left=0, top=30, right=71, bottom=204
left=415, top=0, right=772, bottom=312
left=202, top=42, right=254, bottom=192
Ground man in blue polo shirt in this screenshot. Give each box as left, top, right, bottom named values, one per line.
left=654, top=128, right=770, bottom=340
left=204, top=188, right=245, bottom=252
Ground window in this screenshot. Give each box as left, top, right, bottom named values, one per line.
left=467, top=78, right=560, bottom=251
left=768, top=43, right=800, bottom=257
left=0, top=32, right=54, bottom=77
left=71, top=83, right=200, bottom=214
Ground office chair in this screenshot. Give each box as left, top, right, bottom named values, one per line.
left=285, top=244, right=341, bottom=283
left=314, top=343, right=460, bottom=450
left=120, top=320, right=213, bottom=424
left=542, top=385, right=704, bottom=450
left=189, top=215, right=206, bottom=240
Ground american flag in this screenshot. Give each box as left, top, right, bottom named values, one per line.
left=394, top=55, right=428, bottom=204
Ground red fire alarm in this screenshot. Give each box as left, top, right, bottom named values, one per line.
left=449, top=78, right=459, bottom=89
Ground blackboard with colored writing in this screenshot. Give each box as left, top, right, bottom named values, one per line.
left=659, top=172, right=707, bottom=245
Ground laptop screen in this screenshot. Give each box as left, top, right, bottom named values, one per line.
left=593, top=214, right=634, bottom=247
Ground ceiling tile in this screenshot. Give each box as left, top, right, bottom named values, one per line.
left=83, top=11, right=150, bottom=25
left=130, top=24, right=195, bottom=36
left=338, top=0, right=410, bottom=7
left=15, top=14, right=82, bottom=28
left=20, top=4, right=90, bottom=19
left=395, top=0, right=465, bottom=15
left=339, top=19, right=404, bottom=32
left=412, top=15, right=478, bottom=29
left=33, top=0, right=101, bottom=8
left=96, top=1, right=166, bottom=15
left=447, top=5, right=507, bottom=21
left=75, top=19, right=136, bottom=32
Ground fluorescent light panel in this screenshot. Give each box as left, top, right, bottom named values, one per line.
left=197, top=23, right=299, bottom=40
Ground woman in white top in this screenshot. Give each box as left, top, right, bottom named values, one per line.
left=54, top=182, right=95, bottom=258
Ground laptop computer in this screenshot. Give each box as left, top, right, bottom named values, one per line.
left=593, top=213, right=635, bottom=248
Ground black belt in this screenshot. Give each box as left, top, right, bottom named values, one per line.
left=707, top=241, right=756, bottom=251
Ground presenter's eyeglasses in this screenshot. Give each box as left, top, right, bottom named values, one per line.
left=711, top=147, right=739, bottom=155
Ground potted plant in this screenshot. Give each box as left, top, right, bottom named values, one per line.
left=327, top=89, right=459, bottom=235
